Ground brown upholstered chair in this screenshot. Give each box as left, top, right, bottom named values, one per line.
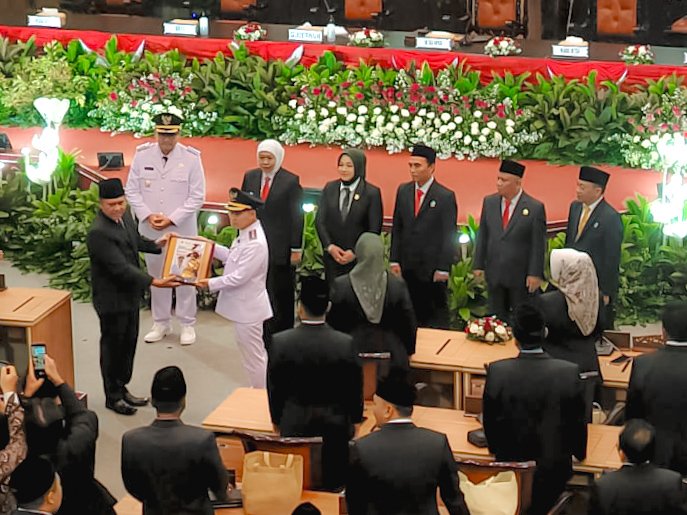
left=475, top=0, right=526, bottom=34
left=345, top=0, right=383, bottom=20
left=221, top=0, right=256, bottom=15
left=596, top=0, right=637, bottom=35
left=672, top=16, right=687, bottom=33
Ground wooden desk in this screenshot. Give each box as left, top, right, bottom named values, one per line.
left=0, top=288, right=74, bottom=385
left=203, top=389, right=623, bottom=475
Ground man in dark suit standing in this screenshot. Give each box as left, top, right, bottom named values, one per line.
left=268, top=276, right=363, bottom=489
left=589, top=419, right=687, bottom=515
left=346, top=371, right=469, bottom=515
left=483, top=303, right=587, bottom=515
left=627, top=302, right=687, bottom=475
left=242, top=140, right=304, bottom=338
left=121, top=366, right=229, bottom=514
left=473, top=160, right=547, bottom=322
left=87, top=179, right=179, bottom=415
left=565, top=166, right=623, bottom=328
left=390, top=145, right=458, bottom=328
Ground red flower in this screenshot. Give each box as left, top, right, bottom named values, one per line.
left=673, top=106, right=682, bottom=117
left=325, top=90, right=334, bottom=99
left=109, top=91, right=119, bottom=101
left=183, top=87, right=192, bottom=95
left=160, top=90, right=166, bottom=98
left=452, top=106, right=461, bottom=115
left=355, top=92, right=364, bottom=100
left=442, top=94, right=449, bottom=102
left=356, top=81, right=365, bottom=88
left=341, top=81, right=351, bottom=88
left=660, top=123, right=669, bottom=130
left=410, top=83, right=421, bottom=93
left=169, top=83, right=176, bottom=92
left=312, top=87, right=322, bottom=96
left=672, top=123, right=681, bottom=131
left=497, top=111, right=506, bottom=118
left=437, top=106, right=445, bottom=113
left=431, top=97, right=439, bottom=105
left=131, top=100, right=138, bottom=107
left=426, top=86, right=436, bottom=93
left=636, top=125, right=645, bottom=133
left=409, top=105, right=418, bottom=114
left=345, top=100, right=354, bottom=107
left=515, top=109, right=524, bottom=117
left=395, top=91, right=403, bottom=99
left=483, top=115, right=489, bottom=122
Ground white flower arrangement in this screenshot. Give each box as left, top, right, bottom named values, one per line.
left=619, top=44, right=654, bottom=65
left=484, top=37, right=522, bottom=57
left=234, top=23, right=267, bottom=42
left=348, top=28, right=384, bottom=48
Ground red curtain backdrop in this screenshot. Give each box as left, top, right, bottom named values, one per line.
left=2, top=24, right=687, bottom=88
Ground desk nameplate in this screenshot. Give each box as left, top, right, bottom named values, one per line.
left=163, top=20, right=199, bottom=37
left=416, top=37, right=453, bottom=51
left=288, top=28, right=323, bottom=43
left=27, top=15, right=63, bottom=28
left=552, top=44, right=589, bottom=59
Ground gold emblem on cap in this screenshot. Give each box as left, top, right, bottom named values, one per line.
left=162, top=114, right=172, bottom=125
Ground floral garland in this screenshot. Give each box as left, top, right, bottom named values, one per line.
left=465, top=316, right=512, bottom=344
left=234, top=23, right=267, bottom=42
left=275, top=68, right=541, bottom=159
left=619, top=44, right=654, bottom=65
left=484, top=37, right=522, bottom=57
left=349, top=28, right=384, bottom=48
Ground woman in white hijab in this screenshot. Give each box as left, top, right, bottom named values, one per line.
left=327, top=232, right=417, bottom=370
left=537, top=248, right=604, bottom=383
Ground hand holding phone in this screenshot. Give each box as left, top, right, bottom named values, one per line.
left=31, top=344, right=47, bottom=379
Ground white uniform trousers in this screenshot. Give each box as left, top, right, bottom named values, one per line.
left=233, top=321, right=267, bottom=388
left=145, top=253, right=197, bottom=326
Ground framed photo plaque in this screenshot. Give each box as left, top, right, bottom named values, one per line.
left=162, top=235, right=214, bottom=284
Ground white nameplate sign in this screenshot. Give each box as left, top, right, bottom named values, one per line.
left=288, top=28, right=323, bottom=43
left=416, top=37, right=453, bottom=51
left=683, top=51, right=687, bottom=64
left=163, top=20, right=199, bottom=37
left=27, top=14, right=63, bottom=28
left=552, top=44, right=589, bottom=59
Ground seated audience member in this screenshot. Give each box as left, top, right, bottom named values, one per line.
left=346, top=371, right=470, bottom=515
left=22, top=356, right=115, bottom=515
left=627, top=301, right=687, bottom=475
left=589, top=419, right=687, bottom=515
left=0, top=365, right=27, bottom=513
left=268, top=276, right=363, bottom=489
left=121, top=366, right=229, bottom=514
left=483, top=303, right=587, bottom=515
left=9, top=455, right=62, bottom=515
left=328, top=232, right=417, bottom=370
left=292, top=502, right=322, bottom=514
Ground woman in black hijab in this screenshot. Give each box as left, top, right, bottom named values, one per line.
left=315, top=148, right=383, bottom=285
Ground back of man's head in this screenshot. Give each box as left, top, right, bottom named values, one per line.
left=662, top=302, right=687, bottom=342
left=292, top=502, right=322, bottom=515
left=299, top=276, right=329, bottom=318
left=151, top=366, right=187, bottom=414
left=512, top=303, right=546, bottom=350
left=619, top=419, right=656, bottom=464
left=10, top=455, right=62, bottom=513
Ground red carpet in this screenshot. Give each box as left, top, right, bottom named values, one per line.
left=1, top=126, right=661, bottom=226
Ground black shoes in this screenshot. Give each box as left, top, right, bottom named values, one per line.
left=123, top=391, right=149, bottom=407
left=106, top=399, right=137, bottom=416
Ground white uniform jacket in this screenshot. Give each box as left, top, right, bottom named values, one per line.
left=125, top=142, right=206, bottom=239
left=209, top=220, right=273, bottom=324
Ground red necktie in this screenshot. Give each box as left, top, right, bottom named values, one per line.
left=261, top=177, right=271, bottom=201
left=415, top=189, right=424, bottom=216
left=502, top=198, right=511, bottom=228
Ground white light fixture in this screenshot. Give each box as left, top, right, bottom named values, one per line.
left=23, top=97, right=70, bottom=185
left=458, top=232, right=471, bottom=261
left=207, top=214, right=219, bottom=225
left=302, top=202, right=316, bottom=213
left=458, top=233, right=471, bottom=244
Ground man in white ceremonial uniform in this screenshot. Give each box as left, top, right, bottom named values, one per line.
left=197, top=189, right=272, bottom=388
left=125, top=112, right=206, bottom=346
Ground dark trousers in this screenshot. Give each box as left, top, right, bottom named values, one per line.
left=98, top=309, right=139, bottom=404
left=265, top=263, right=296, bottom=335
left=529, top=463, right=571, bottom=515
left=323, top=253, right=355, bottom=289
left=403, top=269, right=449, bottom=329
left=487, top=283, right=531, bottom=324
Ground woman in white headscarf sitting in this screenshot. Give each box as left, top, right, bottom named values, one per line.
left=327, top=232, right=417, bottom=370
left=536, top=248, right=605, bottom=406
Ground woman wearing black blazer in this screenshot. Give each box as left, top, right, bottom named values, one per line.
left=316, top=148, right=383, bottom=285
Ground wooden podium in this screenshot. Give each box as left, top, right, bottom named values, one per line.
left=0, top=288, right=74, bottom=386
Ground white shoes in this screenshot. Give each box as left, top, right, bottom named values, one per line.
left=180, top=326, right=196, bottom=346
left=144, top=323, right=170, bottom=343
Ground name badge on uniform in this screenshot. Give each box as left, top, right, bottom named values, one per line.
left=144, top=180, right=151, bottom=188
left=249, top=230, right=257, bottom=241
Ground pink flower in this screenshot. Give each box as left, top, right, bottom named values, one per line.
left=636, top=125, right=645, bottom=133
left=183, top=87, right=192, bottom=95
left=672, top=123, right=681, bottom=131
left=131, top=100, right=138, bottom=107
left=109, top=91, right=119, bottom=101
left=673, top=106, right=681, bottom=117
left=345, top=100, right=354, bottom=108
left=483, top=115, right=489, bottom=122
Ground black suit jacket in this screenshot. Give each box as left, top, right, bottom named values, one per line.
left=267, top=323, right=363, bottom=435
left=87, top=209, right=159, bottom=315
left=589, top=463, right=687, bottom=515
left=473, top=192, right=546, bottom=287
left=390, top=180, right=458, bottom=281
left=626, top=346, right=687, bottom=475
left=242, top=167, right=304, bottom=265
left=565, top=199, right=623, bottom=298
left=346, top=422, right=470, bottom=515
left=328, top=274, right=417, bottom=359
left=315, top=179, right=383, bottom=252
left=121, top=420, right=229, bottom=515
left=483, top=353, right=587, bottom=471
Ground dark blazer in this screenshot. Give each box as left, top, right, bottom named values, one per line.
left=242, top=167, right=304, bottom=265
left=121, top=419, right=229, bottom=515
left=626, top=345, right=687, bottom=475
left=536, top=290, right=603, bottom=375
left=589, top=463, right=687, bottom=515
left=473, top=192, right=546, bottom=287
left=328, top=274, right=417, bottom=363
left=315, top=179, right=383, bottom=252
left=346, top=422, right=470, bottom=515
left=483, top=353, right=587, bottom=471
left=267, top=323, right=363, bottom=435
left=565, top=199, right=623, bottom=298
left=390, top=180, right=458, bottom=281
left=87, top=209, right=159, bottom=315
